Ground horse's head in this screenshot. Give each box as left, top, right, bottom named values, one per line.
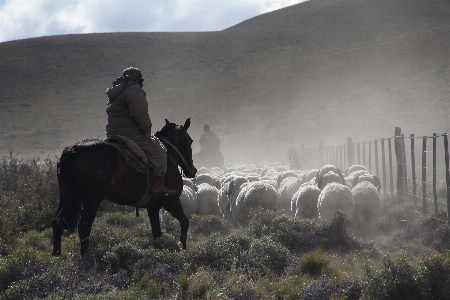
left=155, top=118, right=197, bottom=178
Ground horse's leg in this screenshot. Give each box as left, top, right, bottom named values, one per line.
left=52, top=218, right=63, bottom=256
left=162, top=196, right=189, bottom=250
left=78, top=199, right=101, bottom=256
left=147, top=206, right=163, bottom=240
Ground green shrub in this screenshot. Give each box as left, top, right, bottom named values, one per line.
left=299, top=248, right=331, bottom=278
left=187, top=269, right=216, bottom=299
left=365, top=253, right=425, bottom=299
left=189, top=235, right=243, bottom=271
left=0, top=155, right=59, bottom=254
left=189, top=214, right=232, bottom=237
left=247, top=236, right=290, bottom=276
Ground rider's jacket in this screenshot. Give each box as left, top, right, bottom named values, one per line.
left=106, top=81, right=152, bottom=138
left=199, top=131, right=220, bottom=150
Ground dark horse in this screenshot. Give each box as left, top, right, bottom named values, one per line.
left=52, top=118, right=197, bottom=256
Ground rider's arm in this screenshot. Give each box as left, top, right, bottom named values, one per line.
left=126, top=85, right=152, bottom=136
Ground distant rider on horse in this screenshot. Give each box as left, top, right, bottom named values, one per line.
left=105, top=67, right=175, bottom=195
left=199, top=124, right=220, bottom=151
left=194, top=124, right=224, bottom=168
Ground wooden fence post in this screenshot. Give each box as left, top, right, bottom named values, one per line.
left=363, top=141, right=366, bottom=167
left=357, top=142, right=361, bottom=165
left=347, top=138, right=352, bottom=168
left=401, top=134, right=408, bottom=203
left=422, top=136, right=428, bottom=215
left=433, top=133, right=438, bottom=227
left=443, top=133, right=450, bottom=223
left=368, top=141, right=372, bottom=174
left=375, top=139, right=379, bottom=178
left=410, top=134, right=418, bottom=219
left=395, top=127, right=404, bottom=203
left=381, top=138, right=387, bottom=196
left=388, top=137, right=394, bottom=197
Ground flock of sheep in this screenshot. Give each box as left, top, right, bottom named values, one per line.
left=180, top=162, right=383, bottom=237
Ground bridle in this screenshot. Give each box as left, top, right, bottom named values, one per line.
left=159, top=136, right=196, bottom=176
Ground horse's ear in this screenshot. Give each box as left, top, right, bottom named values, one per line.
left=165, top=119, right=170, bottom=125
left=184, top=118, right=191, bottom=130
left=155, top=131, right=160, bottom=138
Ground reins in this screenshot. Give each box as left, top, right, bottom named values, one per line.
left=159, top=136, right=196, bottom=176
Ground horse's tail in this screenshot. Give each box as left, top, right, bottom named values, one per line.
left=55, top=146, right=81, bottom=232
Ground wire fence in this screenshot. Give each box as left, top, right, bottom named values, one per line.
left=300, top=127, right=450, bottom=226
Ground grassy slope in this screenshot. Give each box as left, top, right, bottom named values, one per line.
left=0, top=0, right=449, bottom=162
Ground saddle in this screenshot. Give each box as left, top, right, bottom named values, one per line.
left=104, top=135, right=153, bottom=208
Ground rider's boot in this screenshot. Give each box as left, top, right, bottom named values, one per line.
left=151, top=176, right=177, bottom=195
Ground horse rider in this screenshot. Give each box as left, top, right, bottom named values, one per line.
left=199, top=124, right=220, bottom=151
left=105, top=67, right=175, bottom=195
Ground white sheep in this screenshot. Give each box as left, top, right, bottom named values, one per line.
left=218, top=176, right=248, bottom=223
left=195, top=173, right=216, bottom=187
left=318, top=182, right=355, bottom=220
left=352, top=181, right=382, bottom=237
left=183, top=178, right=196, bottom=191
left=233, top=181, right=278, bottom=227
left=180, top=185, right=198, bottom=217
left=345, top=165, right=368, bottom=176
left=292, top=183, right=321, bottom=220
left=317, top=171, right=346, bottom=190
left=277, top=176, right=302, bottom=214
left=196, top=183, right=221, bottom=216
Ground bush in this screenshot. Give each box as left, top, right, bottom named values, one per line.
left=187, top=269, right=216, bottom=299
left=0, top=155, right=59, bottom=254
left=189, top=214, right=232, bottom=237
left=247, top=236, right=290, bottom=276
left=365, top=253, right=426, bottom=299
left=299, top=248, right=331, bottom=278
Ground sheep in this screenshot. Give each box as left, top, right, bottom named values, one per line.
left=180, top=185, right=198, bottom=217
left=317, top=171, right=346, bottom=190
left=194, top=173, right=216, bottom=187
left=196, top=183, right=221, bottom=216
left=183, top=178, right=196, bottom=191
left=353, top=174, right=382, bottom=194
left=351, top=181, right=382, bottom=237
left=233, top=181, right=278, bottom=227
left=303, top=168, right=319, bottom=184
left=218, top=176, right=248, bottom=223
left=277, top=176, right=303, bottom=214
left=196, top=167, right=210, bottom=176
left=277, top=171, right=299, bottom=188
left=318, top=182, right=355, bottom=220
left=345, top=165, right=368, bottom=176
left=316, top=165, right=346, bottom=190
left=292, top=183, right=321, bottom=220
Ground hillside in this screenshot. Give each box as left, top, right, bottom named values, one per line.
left=0, top=0, right=449, bottom=162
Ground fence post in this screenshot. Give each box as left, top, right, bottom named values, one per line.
left=381, top=138, right=387, bottom=197
left=357, top=142, right=361, bottom=165
left=347, top=138, right=352, bottom=168
left=401, top=134, right=408, bottom=203
left=422, top=136, right=428, bottom=215
left=368, top=141, right=372, bottom=174
left=363, top=141, right=366, bottom=167
left=375, top=139, right=379, bottom=178
left=410, top=134, right=418, bottom=220
left=443, top=133, right=450, bottom=224
left=341, top=144, right=348, bottom=171
left=395, top=127, right=404, bottom=203
left=388, top=137, right=394, bottom=197
left=433, top=133, right=438, bottom=228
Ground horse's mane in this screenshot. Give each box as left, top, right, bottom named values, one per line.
left=62, top=139, right=110, bottom=155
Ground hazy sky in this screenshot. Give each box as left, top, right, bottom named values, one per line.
left=0, top=0, right=306, bottom=43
